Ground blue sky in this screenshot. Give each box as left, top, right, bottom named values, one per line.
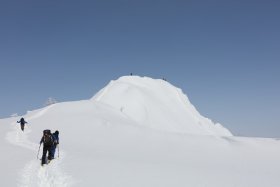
left=0, top=0, right=279, bottom=138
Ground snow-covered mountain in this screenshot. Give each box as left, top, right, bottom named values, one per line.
left=0, top=76, right=279, bottom=187
left=92, top=76, right=232, bottom=136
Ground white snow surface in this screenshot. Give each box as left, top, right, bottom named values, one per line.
left=92, top=76, right=232, bottom=136
left=0, top=75, right=279, bottom=187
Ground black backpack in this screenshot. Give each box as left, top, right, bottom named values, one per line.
left=42, top=130, right=54, bottom=146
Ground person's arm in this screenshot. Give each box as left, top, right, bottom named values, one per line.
left=40, top=137, right=43, bottom=144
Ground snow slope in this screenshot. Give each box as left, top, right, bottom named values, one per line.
left=92, top=76, right=232, bottom=136
left=1, top=76, right=280, bottom=187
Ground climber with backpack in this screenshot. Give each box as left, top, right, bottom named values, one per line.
left=40, top=129, right=54, bottom=165
left=50, top=130, right=59, bottom=159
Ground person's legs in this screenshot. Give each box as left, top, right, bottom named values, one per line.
left=51, top=145, right=56, bottom=159
left=21, top=124, right=24, bottom=131
left=47, top=146, right=53, bottom=160
left=41, top=146, right=48, bottom=165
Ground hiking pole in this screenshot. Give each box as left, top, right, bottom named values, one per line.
left=37, top=144, right=41, bottom=159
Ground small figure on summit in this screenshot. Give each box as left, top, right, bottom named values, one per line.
left=17, top=117, right=28, bottom=131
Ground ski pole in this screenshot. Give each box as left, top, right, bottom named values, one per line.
left=37, top=144, right=41, bottom=159
left=57, top=144, right=60, bottom=158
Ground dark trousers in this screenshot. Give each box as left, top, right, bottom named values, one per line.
left=41, top=145, right=52, bottom=164
left=20, top=124, right=24, bottom=131
left=50, top=144, right=57, bottom=158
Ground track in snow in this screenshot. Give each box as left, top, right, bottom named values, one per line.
left=5, top=107, right=74, bottom=187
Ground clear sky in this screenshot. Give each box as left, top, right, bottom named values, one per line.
left=0, top=0, right=279, bottom=138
